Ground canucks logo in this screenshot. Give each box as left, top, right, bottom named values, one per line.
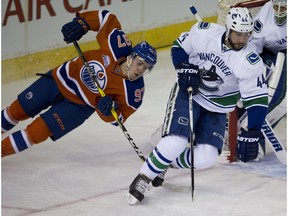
left=246, top=52, right=260, bottom=65
left=254, top=19, right=263, bottom=33
left=80, top=60, right=107, bottom=93
left=200, top=65, right=224, bottom=92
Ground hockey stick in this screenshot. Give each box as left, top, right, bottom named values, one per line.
left=262, top=120, right=286, bottom=164
left=158, top=4, right=200, bottom=194
left=190, top=5, right=202, bottom=22
left=188, top=87, right=195, bottom=201
left=72, top=41, right=146, bottom=162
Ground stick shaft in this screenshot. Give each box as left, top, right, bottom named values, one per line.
left=188, top=87, right=195, bottom=201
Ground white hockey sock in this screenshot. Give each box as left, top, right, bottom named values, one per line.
left=171, top=144, right=218, bottom=170
left=140, top=135, right=187, bottom=179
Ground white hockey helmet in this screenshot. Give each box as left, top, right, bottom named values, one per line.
left=225, top=7, right=254, bottom=34
left=272, top=0, right=287, bottom=26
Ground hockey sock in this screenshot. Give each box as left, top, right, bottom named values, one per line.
left=1, top=100, right=29, bottom=134
left=172, top=144, right=219, bottom=170
left=1, top=117, right=52, bottom=157
left=140, top=135, right=187, bottom=179
left=10, top=100, right=30, bottom=121
left=1, top=108, right=18, bottom=133
left=2, top=130, right=32, bottom=157
left=173, top=147, right=191, bottom=168
left=26, top=117, right=52, bottom=144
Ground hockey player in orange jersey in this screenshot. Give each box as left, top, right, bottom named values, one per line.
left=1, top=10, right=157, bottom=157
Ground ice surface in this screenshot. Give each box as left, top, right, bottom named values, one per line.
left=1, top=49, right=287, bottom=216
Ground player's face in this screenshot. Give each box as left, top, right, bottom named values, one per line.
left=128, top=56, right=152, bottom=81
left=229, top=31, right=251, bottom=50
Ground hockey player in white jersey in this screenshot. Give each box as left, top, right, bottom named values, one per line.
left=250, top=0, right=287, bottom=127
left=126, top=7, right=268, bottom=204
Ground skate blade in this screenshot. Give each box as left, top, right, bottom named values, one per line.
left=125, top=193, right=139, bottom=205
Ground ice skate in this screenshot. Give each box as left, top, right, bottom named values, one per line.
left=126, top=174, right=151, bottom=205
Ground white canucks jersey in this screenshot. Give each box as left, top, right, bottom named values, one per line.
left=174, top=22, right=268, bottom=113
left=250, top=1, right=287, bottom=54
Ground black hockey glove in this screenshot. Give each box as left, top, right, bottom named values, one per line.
left=176, top=62, right=200, bottom=95
left=97, top=96, right=119, bottom=116
left=61, top=17, right=90, bottom=43
left=236, top=128, right=263, bottom=163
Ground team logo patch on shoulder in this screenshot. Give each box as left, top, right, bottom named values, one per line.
left=254, top=19, right=263, bottom=33
left=102, top=55, right=110, bottom=68
left=246, top=52, right=260, bottom=65
left=198, top=22, right=210, bottom=29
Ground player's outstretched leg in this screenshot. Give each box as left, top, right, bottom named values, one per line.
left=126, top=174, right=152, bottom=205
left=1, top=100, right=29, bottom=134
left=2, top=117, right=51, bottom=157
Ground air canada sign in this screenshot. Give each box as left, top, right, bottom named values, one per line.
left=2, top=0, right=131, bottom=26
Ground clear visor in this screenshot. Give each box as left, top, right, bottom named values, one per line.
left=138, top=56, right=153, bottom=72
left=127, top=56, right=152, bottom=81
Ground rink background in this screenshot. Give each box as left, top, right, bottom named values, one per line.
left=1, top=49, right=287, bottom=216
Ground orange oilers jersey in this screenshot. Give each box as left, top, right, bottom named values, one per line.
left=52, top=10, right=144, bottom=124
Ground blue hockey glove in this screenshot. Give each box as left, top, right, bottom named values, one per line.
left=61, top=17, right=90, bottom=43
left=176, top=62, right=200, bottom=95
left=236, top=128, right=263, bottom=163
left=97, top=96, right=119, bottom=116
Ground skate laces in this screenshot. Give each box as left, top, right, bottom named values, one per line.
left=135, top=177, right=149, bottom=193
left=158, top=169, right=167, bottom=179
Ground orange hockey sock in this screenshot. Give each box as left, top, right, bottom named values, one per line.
left=10, top=100, right=30, bottom=121
left=26, top=117, right=52, bottom=144
left=1, top=117, right=52, bottom=157
left=2, top=136, right=17, bottom=157
left=2, top=100, right=30, bottom=134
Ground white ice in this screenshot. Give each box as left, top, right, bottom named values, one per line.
left=1, top=49, right=287, bottom=216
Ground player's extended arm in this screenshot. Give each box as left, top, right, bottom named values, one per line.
left=61, top=16, right=90, bottom=43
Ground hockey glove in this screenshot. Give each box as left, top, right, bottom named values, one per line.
left=61, top=17, right=90, bottom=43
left=176, top=62, right=200, bottom=95
left=97, top=96, right=119, bottom=116
left=236, top=128, right=263, bottom=163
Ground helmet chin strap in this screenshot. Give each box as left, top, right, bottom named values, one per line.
left=224, top=29, right=233, bottom=49
left=126, top=56, right=133, bottom=81
left=225, top=38, right=233, bottom=49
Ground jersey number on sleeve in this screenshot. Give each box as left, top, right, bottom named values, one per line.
left=134, top=87, right=144, bottom=103
left=257, top=74, right=267, bottom=88
left=117, top=34, right=132, bottom=48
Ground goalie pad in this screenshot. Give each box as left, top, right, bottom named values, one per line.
left=263, top=51, right=286, bottom=127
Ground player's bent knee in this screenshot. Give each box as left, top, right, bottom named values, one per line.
left=194, top=144, right=218, bottom=170
left=157, top=135, right=188, bottom=159
left=9, top=100, right=30, bottom=121
left=26, top=117, right=52, bottom=144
